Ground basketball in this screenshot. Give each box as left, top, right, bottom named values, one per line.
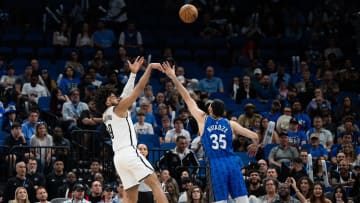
left=179, top=4, right=198, bottom=24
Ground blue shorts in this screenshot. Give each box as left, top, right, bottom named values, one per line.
left=208, top=156, right=248, bottom=201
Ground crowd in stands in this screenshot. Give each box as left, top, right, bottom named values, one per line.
left=0, top=0, right=360, bottom=202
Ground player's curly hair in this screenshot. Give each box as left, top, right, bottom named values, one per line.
left=94, top=86, right=118, bottom=113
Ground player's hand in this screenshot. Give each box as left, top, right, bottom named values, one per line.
left=161, top=61, right=176, bottom=78
left=150, top=63, right=163, bottom=71
left=127, top=56, right=144, bottom=74
left=247, top=143, right=258, bottom=157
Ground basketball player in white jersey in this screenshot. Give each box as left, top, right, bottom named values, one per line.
left=95, top=56, right=168, bottom=203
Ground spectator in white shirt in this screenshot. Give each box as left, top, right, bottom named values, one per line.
left=134, top=110, right=154, bottom=135
left=165, top=117, right=191, bottom=143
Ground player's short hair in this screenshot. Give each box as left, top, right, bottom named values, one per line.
left=210, top=99, right=225, bottom=117
left=94, top=86, right=118, bottom=113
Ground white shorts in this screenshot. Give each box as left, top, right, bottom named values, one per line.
left=113, top=146, right=154, bottom=190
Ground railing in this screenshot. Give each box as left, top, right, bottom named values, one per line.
left=0, top=145, right=11, bottom=181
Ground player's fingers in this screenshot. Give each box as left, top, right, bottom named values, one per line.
left=135, top=56, right=140, bottom=62
left=127, top=60, right=131, bottom=66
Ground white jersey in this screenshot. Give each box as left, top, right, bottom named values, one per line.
left=103, top=106, right=137, bottom=152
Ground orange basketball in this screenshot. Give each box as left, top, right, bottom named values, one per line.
left=179, top=4, right=198, bottom=24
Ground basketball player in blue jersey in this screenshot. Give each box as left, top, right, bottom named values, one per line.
left=162, top=62, right=259, bottom=203
left=94, top=56, right=168, bottom=203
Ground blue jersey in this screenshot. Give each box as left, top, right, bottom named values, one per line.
left=201, top=116, right=235, bottom=159
left=201, top=116, right=248, bottom=201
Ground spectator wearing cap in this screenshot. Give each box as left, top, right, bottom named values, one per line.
left=2, top=104, right=22, bottom=133
left=308, top=133, right=328, bottom=160
left=255, top=74, right=279, bottom=103
left=178, top=107, right=198, bottom=136
left=61, top=88, right=89, bottom=132
left=246, top=170, right=266, bottom=197
left=21, top=73, right=48, bottom=104
left=64, top=183, right=90, bottom=203
left=39, top=68, right=56, bottom=96
left=237, top=103, right=260, bottom=129
left=269, top=132, right=299, bottom=168
left=306, top=115, right=333, bottom=152
left=252, top=68, right=263, bottom=90
left=198, top=66, right=224, bottom=94
left=287, top=118, right=307, bottom=148
left=98, top=184, right=116, bottom=203
left=261, top=100, right=282, bottom=123
left=133, top=109, right=154, bottom=136
left=234, top=75, right=257, bottom=104
left=291, top=101, right=312, bottom=132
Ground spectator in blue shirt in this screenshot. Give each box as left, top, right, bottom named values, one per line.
left=198, top=66, right=224, bottom=94
left=308, top=133, right=328, bottom=160
left=93, top=20, right=116, bottom=49
left=256, top=74, right=279, bottom=103
left=287, top=118, right=307, bottom=148
left=292, top=101, right=312, bottom=132
left=21, top=109, right=40, bottom=143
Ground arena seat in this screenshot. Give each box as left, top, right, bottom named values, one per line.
left=138, top=134, right=160, bottom=148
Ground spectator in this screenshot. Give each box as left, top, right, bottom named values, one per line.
left=198, top=66, right=224, bottom=94
left=21, top=74, right=48, bottom=104
left=9, top=187, right=30, bottom=203
left=305, top=88, right=331, bottom=119
left=5, top=162, right=35, bottom=203
left=2, top=104, right=22, bottom=133
left=63, top=184, right=90, bottom=203
left=57, top=172, right=78, bottom=198
left=30, top=122, right=53, bottom=173
left=52, top=126, right=71, bottom=162
left=79, top=99, right=103, bottom=131
left=235, top=75, right=257, bottom=104
left=308, top=133, right=328, bottom=160
left=177, top=177, right=193, bottom=203
left=75, top=23, right=94, bottom=48
left=46, top=159, right=66, bottom=200
left=288, top=158, right=308, bottom=182
left=308, top=183, right=332, bottom=203
left=249, top=177, right=279, bottom=203
left=157, top=135, right=199, bottom=185
left=246, top=170, right=266, bottom=197
left=133, top=110, right=154, bottom=136
left=93, top=20, right=116, bottom=49
left=229, top=76, right=240, bottom=100
left=0, top=65, right=17, bottom=90
left=4, top=122, right=30, bottom=168
left=58, top=67, right=81, bottom=96
left=190, top=133, right=204, bottom=160
left=21, top=109, right=40, bottom=143
left=155, top=116, right=173, bottom=143
left=88, top=181, right=103, bottom=203
left=258, top=159, right=269, bottom=179
left=113, top=181, right=125, bottom=203
left=61, top=88, right=89, bottom=132
left=291, top=101, right=312, bottom=132
left=287, top=118, right=307, bottom=148
left=168, top=90, right=185, bottom=112
left=261, top=100, right=282, bottom=123
left=137, top=144, right=154, bottom=203
left=118, top=22, right=143, bottom=53
left=186, top=185, right=205, bottom=203
left=140, top=84, right=155, bottom=105
left=132, top=99, right=157, bottom=128
left=277, top=182, right=301, bottom=203
left=49, top=87, right=69, bottom=118
left=164, top=179, right=179, bottom=203
left=178, top=107, right=198, bottom=136
left=65, top=51, right=85, bottom=76
left=26, top=158, right=46, bottom=190
left=52, top=22, right=71, bottom=47
left=269, top=64, right=291, bottom=89
left=153, top=103, right=171, bottom=129
left=255, top=74, right=279, bottom=103
left=337, top=118, right=360, bottom=145
left=164, top=117, right=191, bottom=143
left=295, top=176, right=313, bottom=201
left=335, top=96, right=360, bottom=125
left=238, top=103, right=260, bottom=129
left=38, top=69, right=56, bottom=96
left=104, top=0, right=128, bottom=36
left=87, top=50, right=110, bottom=79
left=98, top=184, right=115, bottom=203
left=268, top=132, right=299, bottom=168
left=35, top=187, right=50, bottom=203
left=84, top=159, right=102, bottom=187
left=306, top=116, right=333, bottom=152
